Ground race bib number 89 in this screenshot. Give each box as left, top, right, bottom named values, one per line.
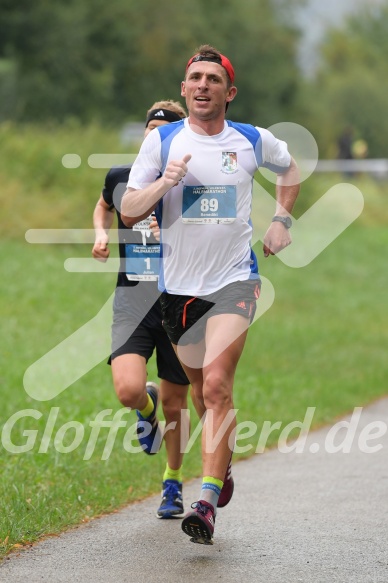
left=182, top=185, right=236, bottom=224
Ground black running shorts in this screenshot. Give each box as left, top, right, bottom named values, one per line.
left=110, top=284, right=189, bottom=386
left=160, top=279, right=261, bottom=346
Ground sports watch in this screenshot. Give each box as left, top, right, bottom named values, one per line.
left=272, top=215, right=292, bottom=229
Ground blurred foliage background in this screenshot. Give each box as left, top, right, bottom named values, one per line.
left=0, top=0, right=387, bottom=157
left=1, top=0, right=387, bottom=553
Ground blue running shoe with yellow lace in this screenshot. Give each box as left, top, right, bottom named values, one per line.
left=156, top=480, right=184, bottom=519
left=136, top=382, right=162, bottom=455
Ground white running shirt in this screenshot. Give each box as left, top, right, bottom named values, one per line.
left=127, top=118, right=291, bottom=295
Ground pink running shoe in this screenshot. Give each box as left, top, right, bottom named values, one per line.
left=181, top=500, right=216, bottom=545
left=217, top=457, right=234, bottom=508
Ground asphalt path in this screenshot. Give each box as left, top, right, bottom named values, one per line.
left=1, top=398, right=388, bottom=583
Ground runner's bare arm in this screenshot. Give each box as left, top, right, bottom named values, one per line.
left=274, top=156, right=300, bottom=213
left=263, top=157, right=300, bottom=257
left=121, top=155, right=191, bottom=227
left=92, top=195, right=115, bottom=261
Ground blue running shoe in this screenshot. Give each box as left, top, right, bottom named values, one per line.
left=136, top=382, right=162, bottom=455
left=181, top=500, right=215, bottom=545
left=156, top=480, right=184, bottom=519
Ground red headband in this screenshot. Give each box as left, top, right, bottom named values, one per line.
left=186, top=53, right=235, bottom=84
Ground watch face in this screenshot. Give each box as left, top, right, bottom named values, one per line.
left=272, top=216, right=292, bottom=228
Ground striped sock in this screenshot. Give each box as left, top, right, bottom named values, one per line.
left=138, top=393, right=154, bottom=419
left=163, top=463, right=182, bottom=483
left=200, top=476, right=224, bottom=509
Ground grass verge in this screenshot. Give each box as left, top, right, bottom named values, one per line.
left=1, top=124, right=387, bottom=558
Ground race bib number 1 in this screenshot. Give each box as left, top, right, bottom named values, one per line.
left=182, top=185, right=236, bottom=224
left=125, top=244, right=160, bottom=281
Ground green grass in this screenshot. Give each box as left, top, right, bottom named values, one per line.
left=0, top=241, right=202, bottom=557
left=1, top=123, right=388, bottom=558
left=0, top=121, right=135, bottom=240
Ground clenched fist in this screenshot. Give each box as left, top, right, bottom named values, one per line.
left=163, top=154, right=192, bottom=188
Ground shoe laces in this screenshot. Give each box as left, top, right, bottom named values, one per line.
left=191, top=501, right=212, bottom=516
left=163, top=481, right=181, bottom=501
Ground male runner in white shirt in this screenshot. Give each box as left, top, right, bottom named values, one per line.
left=121, top=44, right=300, bottom=544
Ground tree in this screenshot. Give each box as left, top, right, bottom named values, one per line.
left=0, top=0, right=304, bottom=126
left=300, top=3, right=388, bottom=157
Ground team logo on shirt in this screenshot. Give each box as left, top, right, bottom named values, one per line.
left=221, top=151, right=238, bottom=174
